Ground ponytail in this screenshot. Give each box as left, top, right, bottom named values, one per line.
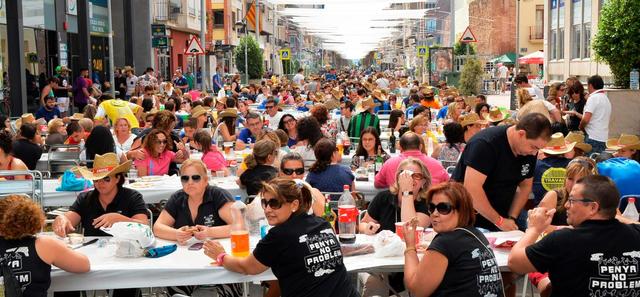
left=295, top=179, right=313, bottom=214
left=244, top=154, right=258, bottom=169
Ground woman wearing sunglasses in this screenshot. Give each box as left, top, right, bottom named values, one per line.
left=358, top=158, right=432, bottom=296
left=277, top=114, right=298, bottom=147
left=403, top=182, right=504, bottom=297
left=203, top=178, right=358, bottom=297
left=279, top=152, right=325, bottom=216
left=134, top=129, right=187, bottom=177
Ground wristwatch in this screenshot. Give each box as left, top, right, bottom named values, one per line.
left=402, top=191, right=414, bottom=197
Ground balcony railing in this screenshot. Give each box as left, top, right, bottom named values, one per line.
left=529, top=26, right=543, bottom=40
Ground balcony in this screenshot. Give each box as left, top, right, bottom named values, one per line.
left=154, top=0, right=201, bottom=32
left=529, top=26, right=544, bottom=41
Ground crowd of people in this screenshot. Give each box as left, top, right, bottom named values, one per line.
left=1, top=64, right=640, bottom=297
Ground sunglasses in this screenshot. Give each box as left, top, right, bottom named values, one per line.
left=95, top=176, right=112, bottom=183
left=427, top=202, right=454, bottom=215
left=156, top=140, right=168, bottom=145
left=266, top=105, right=276, bottom=109
left=180, top=174, right=202, bottom=183
left=261, top=198, right=283, bottom=210
left=282, top=168, right=305, bottom=175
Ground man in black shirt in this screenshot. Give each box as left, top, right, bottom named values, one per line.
left=11, top=123, right=43, bottom=170
left=509, top=175, right=640, bottom=297
left=452, top=113, right=551, bottom=231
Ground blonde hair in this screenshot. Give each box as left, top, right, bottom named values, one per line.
left=48, top=118, right=65, bottom=134
left=389, top=158, right=432, bottom=201
left=556, top=157, right=595, bottom=213
left=244, top=139, right=278, bottom=169
left=259, top=131, right=282, bottom=147
left=113, top=118, right=132, bottom=133
left=517, top=88, right=534, bottom=108
left=79, top=118, right=94, bottom=133
left=180, top=159, right=209, bottom=180
left=409, top=115, right=428, bottom=132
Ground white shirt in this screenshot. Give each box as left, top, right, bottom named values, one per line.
left=293, top=73, right=305, bottom=86
left=113, top=133, right=137, bottom=153
left=498, top=66, right=508, bottom=78
left=527, top=86, right=545, bottom=100
left=583, top=90, right=611, bottom=142
left=256, top=94, right=268, bottom=104
left=265, top=111, right=283, bottom=131
left=375, top=78, right=390, bottom=89
left=126, top=76, right=138, bottom=96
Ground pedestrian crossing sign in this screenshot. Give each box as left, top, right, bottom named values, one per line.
left=280, top=49, right=291, bottom=61
left=417, top=46, right=428, bottom=57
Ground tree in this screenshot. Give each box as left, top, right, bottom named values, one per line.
left=459, top=57, right=483, bottom=96
left=233, top=35, right=264, bottom=79
left=592, top=0, right=640, bottom=87
left=454, top=42, right=476, bottom=56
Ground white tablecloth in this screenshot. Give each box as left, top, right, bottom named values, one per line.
left=49, top=231, right=521, bottom=292
left=41, top=176, right=380, bottom=207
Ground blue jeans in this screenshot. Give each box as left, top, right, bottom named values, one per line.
left=585, top=137, right=606, bottom=154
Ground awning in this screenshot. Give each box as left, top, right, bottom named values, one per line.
left=489, top=53, right=516, bottom=64
left=518, top=50, right=544, bottom=64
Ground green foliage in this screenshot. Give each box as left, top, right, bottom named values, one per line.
left=459, top=57, right=483, bottom=96
left=592, top=0, right=640, bottom=87
left=282, top=59, right=301, bottom=75
left=454, top=42, right=476, bottom=56
left=233, top=36, right=264, bottom=79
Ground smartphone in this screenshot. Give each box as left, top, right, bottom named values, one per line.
left=188, top=242, right=204, bottom=251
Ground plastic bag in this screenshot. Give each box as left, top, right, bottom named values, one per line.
left=373, top=230, right=405, bottom=258
left=56, top=169, right=93, bottom=191
left=246, top=193, right=265, bottom=222
left=101, top=222, right=155, bottom=258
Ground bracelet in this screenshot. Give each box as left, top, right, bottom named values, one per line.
left=216, top=252, right=227, bottom=265
left=404, top=247, right=416, bottom=255
left=495, top=216, right=504, bottom=227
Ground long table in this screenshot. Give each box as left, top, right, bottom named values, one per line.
left=39, top=175, right=381, bottom=207
left=49, top=231, right=522, bottom=292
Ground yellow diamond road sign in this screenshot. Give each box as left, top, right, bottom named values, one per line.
left=280, top=49, right=291, bottom=61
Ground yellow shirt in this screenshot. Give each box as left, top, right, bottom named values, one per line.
left=95, top=99, right=141, bottom=128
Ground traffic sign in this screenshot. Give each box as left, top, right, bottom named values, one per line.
left=280, top=49, right=291, bottom=61
left=152, top=37, right=168, bottom=48
left=459, top=26, right=478, bottom=43
left=151, top=24, right=166, bottom=37
left=185, top=36, right=205, bottom=55
left=417, top=46, right=428, bottom=57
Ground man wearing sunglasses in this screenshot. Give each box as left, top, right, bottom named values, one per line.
left=509, top=175, right=640, bottom=297
left=452, top=113, right=551, bottom=232
left=263, top=98, right=283, bottom=131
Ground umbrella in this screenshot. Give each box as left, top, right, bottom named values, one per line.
left=518, top=50, right=544, bottom=64
left=490, top=53, right=516, bottom=64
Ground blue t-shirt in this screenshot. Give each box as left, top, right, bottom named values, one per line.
left=306, top=164, right=354, bottom=197
left=373, top=99, right=391, bottom=114
left=35, top=106, right=61, bottom=123
left=532, top=156, right=571, bottom=205
left=287, top=137, right=297, bottom=147
left=437, top=106, right=449, bottom=120
left=174, top=75, right=188, bottom=90
left=405, top=103, right=420, bottom=119
left=238, top=128, right=256, bottom=144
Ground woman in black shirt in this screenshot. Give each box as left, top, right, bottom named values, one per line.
left=403, top=182, right=504, bottom=297
left=204, top=178, right=358, bottom=297
left=239, top=139, right=279, bottom=195
left=564, top=82, right=586, bottom=132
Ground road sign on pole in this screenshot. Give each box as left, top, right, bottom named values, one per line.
left=185, top=36, right=205, bottom=55
left=417, top=46, right=428, bottom=57
left=459, top=26, right=478, bottom=43
left=280, top=49, right=291, bottom=61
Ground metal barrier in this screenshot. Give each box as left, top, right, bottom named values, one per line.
left=0, top=170, right=44, bottom=207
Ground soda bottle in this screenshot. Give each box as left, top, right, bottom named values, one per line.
left=622, top=198, right=639, bottom=222
left=230, top=195, right=250, bottom=257
left=322, top=198, right=336, bottom=231
left=337, top=185, right=357, bottom=244
left=389, top=131, right=397, bottom=154
left=343, top=133, right=351, bottom=155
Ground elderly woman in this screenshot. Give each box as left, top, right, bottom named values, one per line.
left=203, top=178, right=358, bottom=297
left=113, top=118, right=136, bottom=153
left=0, top=195, right=90, bottom=295
left=358, top=157, right=433, bottom=296
left=46, top=118, right=67, bottom=146
left=134, top=129, right=187, bottom=177
left=403, top=182, right=504, bottom=297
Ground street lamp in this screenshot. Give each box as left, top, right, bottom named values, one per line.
left=234, top=20, right=249, bottom=85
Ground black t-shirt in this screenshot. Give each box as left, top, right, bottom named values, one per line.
left=451, top=126, right=536, bottom=230
left=253, top=213, right=358, bottom=297
left=367, top=190, right=428, bottom=232
left=0, top=236, right=51, bottom=297
left=567, top=98, right=586, bottom=131
left=11, top=139, right=43, bottom=170
left=239, top=164, right=278, bottom=196
left=164, top=185, right=233, bottom=228
left=69, top=187, right=148, bottom=236
left=526, top=220, right=640, bottom=297
left=428, top=227, right=504, bottom=297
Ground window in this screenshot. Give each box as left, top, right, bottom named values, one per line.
left=558, top=0, right=565, bottom=59
left=550, top=0, right=558, bottom=60
left=426, top=19, right=437, bottom=33
left=535, top=5, right=544, bottom=36
left=213, top=10, right=224, bottom=28
left=583, top=0, right=592, bottom=58
left=550, top=30, right=557, bottom=59
left=571, top=24, right=581, bottom=59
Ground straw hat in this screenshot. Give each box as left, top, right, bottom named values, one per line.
left=76, top=153, right=132, bottom=181
left=191, top=105, right=209, bottom=118
left=371, top=89, right=388, bottom=101
left=358, top=96, right=381, bottom=112
left=56, top=65, right=71, bottom=73
left=362, top=81, right=375, bottom=91
left=606, top=134, right=640, bottom=151
left=565, top=131, right=592, bottom=153
left=315, top=92, right=325, bottom=102
left=540, top=133, right=577, bottom=155
left=15, top=113, right=35, bottom=129
left=461, top=113, right=489, bottom=127
left=123, top=66, right=135, bottom=74
left=69, top=113, right=85, bottom=121
left=483, top=106, right=506, bottom=123
left=330, top=87, right=343, bottom=99
left=219, top=108, right=238, bottom=119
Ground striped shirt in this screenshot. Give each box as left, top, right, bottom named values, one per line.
left=348, top=112, right=380, bottom=141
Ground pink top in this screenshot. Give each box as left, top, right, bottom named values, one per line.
left=201, top=146, right=227, bottom=171
left=134, top=149, right=176, bottom=176
left=374, top=150, right=449, bottom=189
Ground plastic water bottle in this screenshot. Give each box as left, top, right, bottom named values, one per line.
left=622, top=198, right=639, bottom=222
left=230, top=196, right=250, bottom=257
left=337, top=185, right=357, bottom=244
left=630, top=69, right=639, bottom=90
left=79, top=139, right=85, bottom=152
